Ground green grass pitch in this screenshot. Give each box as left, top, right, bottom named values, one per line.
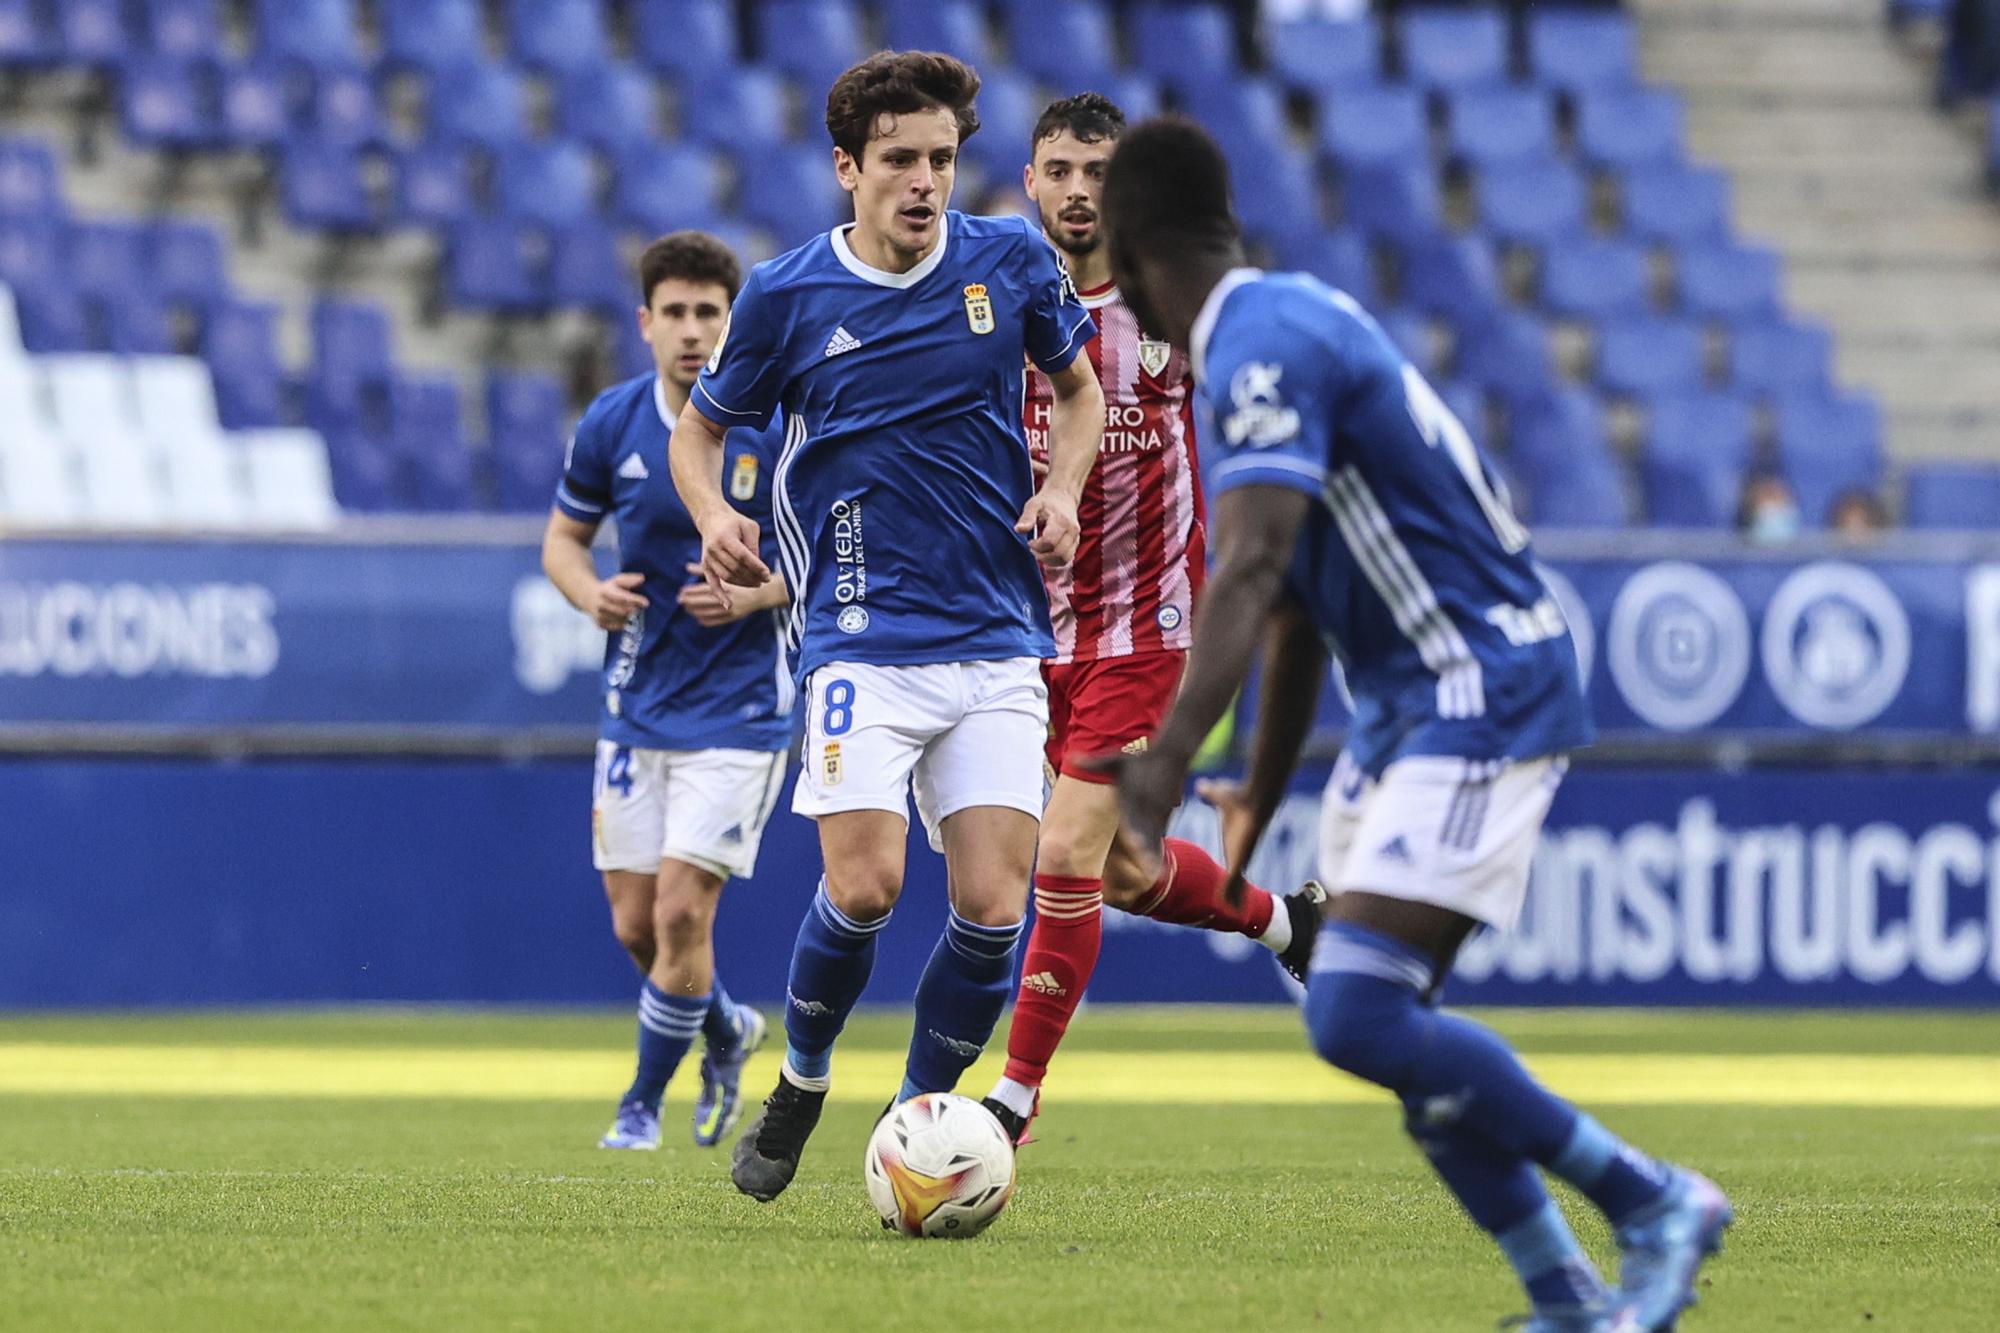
left=1, top=1007, right=1995, bottom=1331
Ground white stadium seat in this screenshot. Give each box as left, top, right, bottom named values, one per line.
left=161, top=437, right=250, bottom=529
left=38, top=354, right=142, bottom=442
left=131, top=355, right=225, bottom=442
left=238, top=428, right=339, bottom=531
left=0, top=427, right=86, bottom=527
left=75, top=436, right=169, bottom=529
left=0, top=282, right=25, bottom=361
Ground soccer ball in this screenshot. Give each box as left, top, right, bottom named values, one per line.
left=863, top=1092, right=1016, bottom=1239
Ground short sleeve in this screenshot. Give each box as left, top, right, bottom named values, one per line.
left=1200, top=308, right=1334, bottom=502
left=692, top=268, right=788, bottom=430
left=553, top=404, right=613, bottom=522
left=1019, top=230, right=1094, bottom=374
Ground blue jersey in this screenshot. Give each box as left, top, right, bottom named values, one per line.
left=691, top=211, right=1094, bottom=681
left=1192, top=269, right=1592, bottom=776
left=555, top=373, right=794, bottom=752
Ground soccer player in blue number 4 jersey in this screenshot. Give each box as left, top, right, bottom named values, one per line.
left=667, top=53, right=1105, bottom=1202
left=1099, top=120, right=1732, bottom=1333
left=543, top=233, right=793, bottom=1152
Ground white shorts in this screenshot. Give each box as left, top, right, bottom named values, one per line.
left=591, top=740, right=788, bottom=880
left=1317, top=752, right=1568, bottom=932
left=793, top=657, right=1049, bottom=852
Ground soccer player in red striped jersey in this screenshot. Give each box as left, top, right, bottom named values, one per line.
left=982, top=95, right=1324, bottom=1141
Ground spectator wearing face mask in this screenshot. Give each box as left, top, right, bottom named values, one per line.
left=1737, top=472, right=1802, bottom=545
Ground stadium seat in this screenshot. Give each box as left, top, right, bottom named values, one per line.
left=201, top=300, right=287, bottom=428
left=256, top=0, right=360, bottom=69
left=1523, top=442, right=1630, bottom=527
left=882, top=0, right=989, bottom=64
left=1267, top=20, right=1382, bottom=96
left=446, top=220, right=547, bottom=312
left=217, top=59, right=295, bottom=150
left=120, top=57, right=216, bottom=151
left=1622, top=164, right=1731, bottom=243
left=131, top=356, right=225, bottom=442
left=1233, top=146, right=1322, bottom=256
left=74, top=435, right=169, bottom=528
left=1728, top=319, right=1833, bottom=396
left=1676, top=242, right=1782, bottom=322
left=39, top=354, right=139, bottom=441
left=558, top=63, right=659, bottom=153
left=0, top=279, right=21, bottom=353
left=1576, top=89, right=1686, bottom=169
left=506, top=0, right=610, bottom=76
left=1374, top=305, right=1440, bottom=374
left=1540, top=236, right=1651, bottom=319
left=1398, top=231, right=1502, bottom=325
left=1478, top=159, right=1589, bottom=247
left=323, top=425, right=404, bottom=512
left=1287, top=229, right=1379, bottom=306
left=0, top=0, right=51, bottom=67
left=1903, top=463, right=2000, bottom=529
left=1596, top=317, right=1707, bottom=398
left=13, top=282, right=86, bottom=352
left=393, top=143, right=478, bottom=229
left=312, top=299, right=394, bottom=407
left=309, top=64, right=385, bottom=149
left=1181, top=80, right=1291, bottom=163
left=239, top=429, right=340, bottom=529
left=98, top=292, right=175, bottom=355
left=1399, top=8, right=1509, bottom=90
left=0, top=218, right=60, bottom=291
left=0, top=425, right=86, bottom=526
left=427, top=63, right=529, bottom=150
left=1642, top=392, right=1757, bottom=526
left=1338, top=161, right=1442, bottom=239
left=281, top=140, right=379, bottom=232
left=1008, top=1, right=1118, bottom=93
left=680, top=67, right=788, bottom=151
left=613, top=142, right=724, bottom=234
left=159, top=432, right=250, bottom=528
left=489, top=370, right=567, bottom=511
left=549, top=221, right=630, bottom=313
left=1131, top=3, right=1237, bottom=88
left=65, top=222, right=140, bottom=303
left=150, top=220, right=227, bottom=308
left=963, top=68, right=1039, bottom=178
left=632, top=0, right=738, bottom=78
left=494, top=140, right=598, bottom=230
left=740, top=142, right=852, bottom=245
left=1454, top=309, right=1556, bottom=408
left=756, top=1, right=865, bottom=93
left=391, top=375, right=477, bottom=511
left=611, top=313, right=653, bottom=381
left=1774, top=392, right=1883, bottom=526
left=1447, top=88, right=1558, bottom=168
left=1102, top=73, right=1164, bottom=124
left=146, top=0, right=225, bottom=61
left=380, top=0, right=484, bottom=75
left=0, top=139, right=61, bottom=219
left=1528, top=11, right=1638, bottom=94
left=1320, top=86, right=1429, bottom=167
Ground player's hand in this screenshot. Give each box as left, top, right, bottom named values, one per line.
left=1016, top=487, right=1079, bottom=567
left=677, top=563, right=758, bottom=626
left=1195, top=778, right=1259, bottom=908
left=697, top=509, right=771, bottom=612
left=585, top=572, right=649, bottom=630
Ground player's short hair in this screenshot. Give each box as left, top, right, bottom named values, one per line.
left=1031, top=92, right=1124, bottom=156
left=637, top=231, right=741, bottom=305
left=1102, top=115, right=1240, bottom=251
left=824, top=50, right=982, bottom=162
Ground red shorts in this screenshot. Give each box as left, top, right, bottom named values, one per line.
left=1042, top=650, right=1186, bottom=784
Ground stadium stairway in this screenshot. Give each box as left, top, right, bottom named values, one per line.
left=1636, top=0, right=2000, bottom=464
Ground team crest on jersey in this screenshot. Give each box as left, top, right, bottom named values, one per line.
left=1138, top=339, right=1171, bottom=377
left=963, top=283, right=995, bottom=335
left=730, top=452, right=758, bottom=501
left=823, top=742, right=842, bottom=785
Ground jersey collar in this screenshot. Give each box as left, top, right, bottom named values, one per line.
left=652, top=375, right=676, bottom=429
left=1189, top=266, right=1263, bottom=384
left=830, top=212, right=951, bottom=289
left=1078, top=281, right=1119, bottom=310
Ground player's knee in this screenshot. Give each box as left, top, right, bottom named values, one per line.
left=949, top=896, right=1026, bottom=930
left=823, top=863, right=901, bottom=924
left=612, top=916, right=654, bottom=967
left=653, top=893, right=715, bottom=949
left=1304, top=972, right=1416, bottom=1088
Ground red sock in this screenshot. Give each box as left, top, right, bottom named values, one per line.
left=1001, top=874, right=1103, bottom=1089
left=1131, top=837, right=1276, bottom=938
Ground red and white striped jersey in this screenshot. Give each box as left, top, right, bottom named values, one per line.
left=1026, top=282, right=1206, bottom=664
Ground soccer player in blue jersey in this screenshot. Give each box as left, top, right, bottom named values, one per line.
left=667, top=52, right=1105, bottom=1202
left=1098, top=120, right=1732, bottom=1333
left=543, top=232, right=794, bottom=1152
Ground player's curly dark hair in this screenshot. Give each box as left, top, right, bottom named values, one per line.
left=1102, top=115, right=1240, bottom=251
left=1032, top=92, right=1125, bottom=156
left=637, top=231, right=741, bottom=305
left=824, top=51, right=982, bottom=162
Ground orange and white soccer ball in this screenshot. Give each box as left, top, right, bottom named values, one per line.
left=863, top=1092, right=1016, bottom=1239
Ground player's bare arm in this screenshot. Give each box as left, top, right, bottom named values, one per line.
left=668, top=400, right=770, bottom=608
left=677, top=562, right=789, bottom=627
left=1017, top=355, right=1103, bottom=565
left=541, top=508, right=649, bottom=631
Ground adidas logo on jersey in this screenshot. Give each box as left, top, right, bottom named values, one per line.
left=1021, top=971, right=1066, bottom=998
left=617, top=452, right=650, bottom=480
left=1377, top=835, right=1414, bottom=864
left=824, top=325, right=861, bottom=357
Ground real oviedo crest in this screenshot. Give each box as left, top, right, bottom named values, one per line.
left=963, top=283, right=995, bottom=335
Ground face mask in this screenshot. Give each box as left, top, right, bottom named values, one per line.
left=1749, top=502, right=1800, bottom=545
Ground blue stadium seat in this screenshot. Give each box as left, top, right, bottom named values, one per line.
left=1597, top=317, right=1706, bottom=398
left=1454, top=309, right=1555, bottom=408
left=57, top=0, right=130, bottom=67
left=281, top=139, right=379, bottom=231
left=324, top=427, right=404, bottom=512
left=489, top=370, right=567, bottom=511
left=613, top=142, right=724, bottom=233
left=1528, top=11, right=1638, bottom=93
left=445, top=219, right=547, bottom=311
left=1102, top=73, right=1164, bottom=123
left=1008, top=1, right=1118, bottom=93
left=494, top=139, right=597, bottom=229
left=120, top=57, right=216, bottom=150
left=201, top=299, right=287, bottom=428
left=550, top=220, right=631, bottom=312
left=612, top=313, right=653, bottom=380
left=67, top=220, right=142, bottom=300
left=0, top=219, right=62, bottom=295
left=394, top=143, right=478, bottom=228
left=1774, top=392, right=1882, bottom=526
left=739, top=142, right=851, bottom=245
left=964, top=68, right=1039, bottom=178
left=1338, top=160, right=1441, bottom=238
left=1642, top=392, right=1756, bottom=526
left=1438, top=379, right=1489, bottom=443
left=1510, top=385, right=1603, bottom=471
left=1478, top=158, right=1589, bottom=247
left=1575, top=89, right=1686, bottom=169
left=309, top=63, right=385, bottom=149
left=0, top=0, right=52, bottom=66
left=1540, top=236, right=1650, bottom=319
left=1903, top=463, right=2000, bottom=529
left=1268, top=20, right=1381, bottom=95
left=1182, top=79, right=1290, bottom=153
left=1523, top=443, right=1629, bottom=527
left=1285, top=228, right=1378, bottom=306
left=217, top=59, right=294, bottom=150
left=392, top=375, right=477, bottom=511
left=151, top=219, right=227, bottom=306
left=1677, top=242, right=1781, bottom=322
left=1131, top=3, right=1237, bottom=87
left=312, top=298, right=394, bottom=404
left=380, top=0, right=484, bottom=75
left=757, top=1, right=865, bottom=93
left=1398, top=230, right=1502, bottom=325
left=558, top=62, right=659, bottom=153
left=632, top=0, right=738, bottom=78
left=1400, top=8, right=1509, bottom=90
left=1234, top=146, right=1322, bottom=255
left=14, top=282, right=86, bottom=351
left=0, top=139, right=61, bottom=218
left=883, top=0, right=988, bottom=64
left=98, top=290, right=175, bottom=354
left=506, top=0, right=610, bottom=76
left=1447, top=87, right=1557, bottom=167
left=1622, top=164, right=1731, bottom=243
left=1728, top=319, right=1832, bottom=396
left=147, top=0, right=224, bottom=60
left=680, top=67, right=788, bottom=150
left=1320, top=86, right=1428, bottom=166
left=1374, top=305, right=1439, bottom=374
left=255, top=0, right=360, bottom=70
left=427, top=63, right=529, bottom=150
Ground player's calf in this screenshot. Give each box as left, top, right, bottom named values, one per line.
left=1109, top=837, right=1323, bottom=979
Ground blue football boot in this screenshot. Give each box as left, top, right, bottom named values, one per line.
left=693, top=1005, right=767, bottom=1147
left=1615, top=1169, right=1733, bottom=1330
left=597, top=1099, right=660, bottom=1151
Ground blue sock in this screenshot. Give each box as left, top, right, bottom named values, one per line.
left=783, top=879, right=889, bottom=1081
left=1550, top=1113, right=1674, bottom=1225
left=625, top=980, right=706, bottom=1112
left=899, top=909, right=1023, bottom=1100
left=702, top=974, right=742, bottom=1051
